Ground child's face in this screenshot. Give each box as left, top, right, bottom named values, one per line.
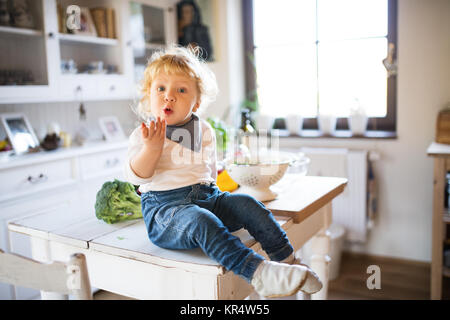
left=149, top=72, right=200, bottom=126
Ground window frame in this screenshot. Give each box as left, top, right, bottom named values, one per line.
left=242, top=0, right=398, bottom=133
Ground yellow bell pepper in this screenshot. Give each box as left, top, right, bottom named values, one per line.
left=216, top=170, right=239, bottom=192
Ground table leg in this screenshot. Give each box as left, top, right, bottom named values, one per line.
left=310, top=204, right=332, bottom=300
left=431, top=158, right=445, bottom=300
left=30, top=237, right=68, bottom=300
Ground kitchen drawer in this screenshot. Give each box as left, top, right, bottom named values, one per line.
left=98, top=77, right=132, bottom=100
left=58, top=76, right=99, bottom=101
left=0, top=158, right=76, bottom=202
left=59, top=75, right=132, bottom=101
left=79, top=149, right=126, bottom=180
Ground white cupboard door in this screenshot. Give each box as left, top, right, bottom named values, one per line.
left=128, top=0, right=177, bottom=89
left=0, top=0, right=59, bottom=103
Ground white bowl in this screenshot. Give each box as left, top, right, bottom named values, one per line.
left=225, top=151, right=310, bottom=201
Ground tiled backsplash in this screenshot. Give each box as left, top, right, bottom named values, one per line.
left=0, top=100, right=140, bottom=142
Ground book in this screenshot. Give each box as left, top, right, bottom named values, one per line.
left=90, top=7, right=107, bottom=38
left=105, top=8, right=116, bottom=39
left=57, top=3, right=65, bottom=33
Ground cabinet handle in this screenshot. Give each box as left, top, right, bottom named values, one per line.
left=48, top=32, right=55, bottom=39
left=105, top=158, right=120, bottom=168
left=110, top=85, right=115, bottom=91
left=27, top=173, right=48, bottom=184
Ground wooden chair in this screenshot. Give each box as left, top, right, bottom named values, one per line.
left=0, top=249, right=92, bottom=300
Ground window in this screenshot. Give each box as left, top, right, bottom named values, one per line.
left=243, top=0, right=397, bottom=132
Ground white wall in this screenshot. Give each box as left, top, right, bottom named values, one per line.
left=280, top=0, right=450, bottom=262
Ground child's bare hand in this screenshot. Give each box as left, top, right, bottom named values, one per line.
left=141, top=117, right=166, bottom=152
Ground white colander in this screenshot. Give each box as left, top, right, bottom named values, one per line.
left=225, top=151, right=310, bottom=201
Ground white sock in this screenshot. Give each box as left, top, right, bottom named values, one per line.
left=250, top=260, right=322, bottom=298
left=252, top=260, right=265, bottom=280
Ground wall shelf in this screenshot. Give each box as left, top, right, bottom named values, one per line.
left=0, top=26, right=43, bottom=37
left=58, top=33, right=118, bottom=46
left=145, top=42, right=164, bottom=50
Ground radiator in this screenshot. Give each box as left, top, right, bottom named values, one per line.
left=290, top=147, right=369, bottom=243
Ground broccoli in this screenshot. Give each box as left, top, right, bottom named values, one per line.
left=95, top=179, right=143, bottom=224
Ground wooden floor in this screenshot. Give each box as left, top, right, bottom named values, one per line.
left=93, top=251, right=450, bottom=300
left=328, top=252, right=450, bottom=300
left=94, top=290, right=136, bottom=300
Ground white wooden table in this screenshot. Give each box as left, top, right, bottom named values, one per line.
left=8, top=174, right=347, bottom=300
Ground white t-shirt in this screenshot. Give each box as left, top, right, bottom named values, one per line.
left=123, top=117, right=217, bottom=193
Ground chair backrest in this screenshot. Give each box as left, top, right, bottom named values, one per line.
left=0, top=249, right=92, bottom=300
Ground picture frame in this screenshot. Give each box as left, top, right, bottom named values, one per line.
left=0, top=113, right=40, bottom=154
left=73, top=7, right=97, bottom=37
left=98, top=116, right=125, bottom=142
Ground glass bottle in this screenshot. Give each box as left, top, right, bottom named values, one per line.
left=74, top=101, right=90, bottom=146
left=239, top=109, right=257, bottom=163
left=240, top=109, right=255, bottom=133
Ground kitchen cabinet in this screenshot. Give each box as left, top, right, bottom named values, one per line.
left=0, top=0, right=177, bottom=104
left=0, top=0, right=59, bottom=102
left=55, top=0, right=134, bottom=102
left=128, top=0, right=177, bottom=85
left=0, top=140, right=127, bottom=299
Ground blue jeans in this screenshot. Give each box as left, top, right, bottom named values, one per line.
left=141, top=183, right=293, bottom=283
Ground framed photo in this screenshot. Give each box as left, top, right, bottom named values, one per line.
left=0, top=113, right=40, bottom=154
left=73, top=7, right=97, bottom=37
left=98, top=116, right=125, bottom=142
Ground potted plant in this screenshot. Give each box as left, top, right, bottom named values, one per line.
left=285, top=114, right=303, bottom=135
left=348, top=99, right=368, bottom=136
left=318, top=112, right=337, bottom=135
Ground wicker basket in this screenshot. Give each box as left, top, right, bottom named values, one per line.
left=436, top=109, right=450, bottom=144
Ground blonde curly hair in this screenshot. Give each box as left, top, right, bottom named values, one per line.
left=134, top=45, right=218, bottom=120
